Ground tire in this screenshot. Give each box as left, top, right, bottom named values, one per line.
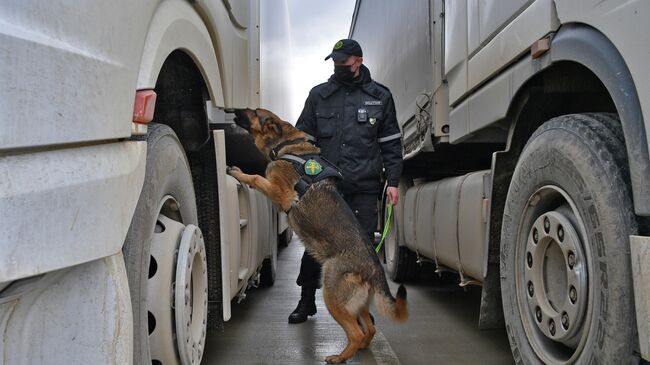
left=278, top=228, right=293, bottom=248
left=389, top=246, right=420, bottom=283
left=123, top=124, right=207, bottom=365
left=188, top=137, right=223, bottom=331
left=259, top=254, right=276, bottom=287
left=259, top=222, right=278, bottom=287
left=384, top=202, right=420, bottom=282
left=500, top=114, right=639, bottom=364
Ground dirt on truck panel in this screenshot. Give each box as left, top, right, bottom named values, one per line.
left=201, top=238, right=513, bottom=365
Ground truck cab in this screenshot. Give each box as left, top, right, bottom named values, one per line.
left=0, top=1, right=289, bottom=364
left=351, top=0, right=650, bottom=363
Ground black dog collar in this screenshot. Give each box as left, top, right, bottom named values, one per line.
left=269, top=138, right=305, bottom=160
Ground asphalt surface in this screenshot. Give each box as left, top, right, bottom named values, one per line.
left=202, top=238, right=514, bottom=364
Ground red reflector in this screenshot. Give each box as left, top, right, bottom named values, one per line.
left=531, top=37, right=550, bottom=59
left=133, top=90, right=157, bottom=124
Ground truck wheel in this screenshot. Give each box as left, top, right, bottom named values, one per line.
left=188, top=137, right=223, bottom=331
left=384, top=202, right=420, bottom=282
left=123, top=124, right=208, bottom=365
left=278, top=228, right=293, bottom=248
left=259, top=235, right=278, bottom=287
left=500, top=114, right=639, bottom=364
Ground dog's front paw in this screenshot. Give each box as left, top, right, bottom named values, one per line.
left=325, top=355, right=347, bottom=364
left=226, top=166, right=241, bottom=176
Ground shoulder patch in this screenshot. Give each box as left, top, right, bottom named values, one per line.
left=304, top=159, right=323, bottom=175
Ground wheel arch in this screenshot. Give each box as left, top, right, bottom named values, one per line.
left=136, top=0, right=224, bottom=108
left=480, top=22, right=650, bottom=328
left=503, top=23, right=650, bottom=216
left=490, top=23, right=650, bottom=269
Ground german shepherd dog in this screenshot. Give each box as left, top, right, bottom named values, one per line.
left=227, top=108, right=407, bottom=364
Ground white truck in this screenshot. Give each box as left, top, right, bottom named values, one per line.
left=0, top=1, right=289, bottom=364
left=351, top=0, right=650, bottom=363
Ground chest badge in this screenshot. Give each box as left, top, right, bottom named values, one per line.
left=304, top=159, right=323, bottom=175
left=369, top=117, right=377, bottom=125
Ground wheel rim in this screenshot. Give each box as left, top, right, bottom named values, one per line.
left=175, top=224, right=208, bottom=365
left=515, top=186, right=592, bottom=364
left=148, top=196, right=207, bottom=365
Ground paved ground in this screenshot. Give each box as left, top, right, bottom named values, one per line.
left=202, top=238, right=514, bottom=364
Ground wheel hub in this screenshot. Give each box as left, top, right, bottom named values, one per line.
left=148, top=208, right=207, bottom=365
left=175, top=225, right=208, bottom=365
left=523, top=210, right=588, bottom=345
left=148, top=214, right=185, bottom=364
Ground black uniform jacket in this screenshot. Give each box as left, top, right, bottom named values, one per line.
left=295, top=65, right=403, bottom=194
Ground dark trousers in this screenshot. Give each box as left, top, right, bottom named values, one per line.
left=296, top=192, right=379, bottom=289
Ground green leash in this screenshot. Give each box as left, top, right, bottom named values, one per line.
left=375, top=203, right=393, bottom=253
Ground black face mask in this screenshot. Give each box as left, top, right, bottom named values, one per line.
left=334, top=64, right=356, bottom=82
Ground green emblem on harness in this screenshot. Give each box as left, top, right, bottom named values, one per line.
left=304, top=159, right=323, bottom=175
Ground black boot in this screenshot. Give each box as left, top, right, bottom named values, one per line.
left=288, top=287, right=317, bottom=324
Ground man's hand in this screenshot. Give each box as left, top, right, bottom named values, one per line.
left=386, top=186, right=399, bottom=205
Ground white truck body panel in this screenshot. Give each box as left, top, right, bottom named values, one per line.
left=0, top=141, right=146, bottom=283
left=260, top=0, right=294, bottom=121
left=444, top=0, right=468, bottom=104
left=350, top=0, right=446, bottom=157
left=195, top=0, right=261, bottom=108
left=449, top=53, right=551, bottom=143
left=466, top=0, right=558, bottom=96
left=0, top=1, right=157, bottom=150
left=446, top=0, right=559, bottom=105
left=349, top=0, right=433, bottom=127
left=0, top=253, right=132, bottom=365
left=467, top=0, right=532, bottom=56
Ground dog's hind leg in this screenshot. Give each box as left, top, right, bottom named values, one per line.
left=323, top=287, right=365, bottom=364
left=359, top=305, right=376, bottom=349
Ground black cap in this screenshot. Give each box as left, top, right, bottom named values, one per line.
left=324, top=39, right=363, bottom=62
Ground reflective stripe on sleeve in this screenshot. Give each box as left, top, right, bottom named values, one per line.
left=378, top=133, right=401, bottom=143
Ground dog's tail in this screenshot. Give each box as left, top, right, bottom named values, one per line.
left=373, top=283, right=408, bottom=322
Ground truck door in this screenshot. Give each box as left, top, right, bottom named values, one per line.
left=444, top=0, right=558, bottom=104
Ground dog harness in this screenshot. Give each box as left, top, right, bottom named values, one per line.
left=278, top=153, right=343, bottom=197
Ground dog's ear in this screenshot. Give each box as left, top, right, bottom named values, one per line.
left=263, top=120, right=283, bottom=136
left=257, top=114, right=268, bottom=127
left=233, top=108, right=254, bottom=132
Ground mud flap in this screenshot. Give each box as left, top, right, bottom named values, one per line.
left=631, top=235, right=650, bottom=360
left=213, top=129, right=238, bottom=321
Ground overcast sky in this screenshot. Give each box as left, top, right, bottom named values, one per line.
left=260, top=0, right=355, bottom=123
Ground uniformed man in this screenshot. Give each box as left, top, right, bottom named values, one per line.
left=288, top=39, right=403, bottom=323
